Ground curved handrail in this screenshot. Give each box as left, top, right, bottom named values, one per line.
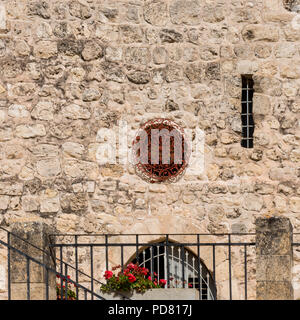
left=0, top=226, right=130, bottom=300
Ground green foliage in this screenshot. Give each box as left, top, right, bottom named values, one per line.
left=56, top=275, right=77, bottom=300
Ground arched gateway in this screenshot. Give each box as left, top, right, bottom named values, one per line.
left=130, top=240, right=217, bottom=300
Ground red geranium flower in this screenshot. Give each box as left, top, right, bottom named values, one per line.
left=127, top=273, right=136, bottom=283
left=159, top=279, right=167, bottom=286
left=104, top=270, right=113, bottom=280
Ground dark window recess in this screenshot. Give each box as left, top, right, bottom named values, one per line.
left=241, top=75, right=254, bottom=148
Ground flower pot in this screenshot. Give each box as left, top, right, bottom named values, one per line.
left=98, top=288, right=199, bottom=300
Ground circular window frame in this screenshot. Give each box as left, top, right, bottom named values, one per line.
left=132, top=118, right=191, bottom=184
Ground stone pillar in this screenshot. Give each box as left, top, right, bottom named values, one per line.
left=256, top=216, right=293, bottom=300
left=9, top=222, right=56, bottom=300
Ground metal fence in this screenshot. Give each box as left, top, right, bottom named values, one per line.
left=0, top=226, right=257, bottom=300
left=49, top=233, right=256, bottom=300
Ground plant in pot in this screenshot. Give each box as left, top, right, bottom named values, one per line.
left=100, top=263, right=167, bottom=297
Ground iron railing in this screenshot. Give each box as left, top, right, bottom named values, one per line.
left=49, top=233, right=256, bottom=300
left=0, top=226, right=110, bottom=300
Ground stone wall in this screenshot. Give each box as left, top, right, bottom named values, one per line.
left=0, top=0, right=299, bottom=299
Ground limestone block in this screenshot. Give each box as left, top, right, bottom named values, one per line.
left=291, top=148, right=300, bottom=162
left=34, top=41, right=58, bottom=59
left=269, top=167, right=297, bottom=181
left=22, top=195, right=39, bottom=212
left=236, top=60, right=258, bottom=74
left=0, top=182, right=23, bottom=196
left=105, top=46, right=122, bottom=62
left=16, top=124, right=46, bottom=139
left=143, top=1, right=168, bottom=26
left=253, top=94, right=270, bottom=115
left=242, top=24, right=279, bottom=42
left=63, top=159, right=98, bottom=179
left=0, top=127, right=13, bottom=141
left=280, top=62, right=300, bottom=78
left=160, top=29, right=183, bottom=43
left=256, top=281, right=293, bottom=300
left=124, top=47, right=151, bottom=65
left=0, top=4, right=6, bottom=31
left=69, top=0, right=92, bottom=19
left=62, top=142, right=85, bottom=159
left=62, top=104, right=91, bottom=120
left=254, top=44, right=272, bottom=58
left=127, top=70, right=150, bottom=84
left=31, top=101, right=54, bottom=121
left=31, top=144, right=59, bottom=158
left=40, top=191, right=60, bottom=214
left=60, top=192, right=87, bottom=213
left=290, top=197, right=300, bottom=213
left=11, top=283, right=56, bottom=300
left=0, top=195, right=9, bottom=210
left=256, top=255, right=292, bottom=281
left=37, top=158, right=61, bottom=178
left=8, top=105, right=30, bottom=118
left=202, top=3, right=225, bottom=23
left=275, top=43, right=298, bottom=58
left=82, top=40, right=103, bottom=61
left=119, top=25, right=143, bottom=44
left=0, top=265, right=5, bottom=293
left=5, top=144, right=24, bottom=160
left=153, top=47, right=168, bottom=64
left=170, top=0, right=201, bottom=25
left=255, top=217, right=293, bottom=256
left=242, top=194, right=264, bottom=211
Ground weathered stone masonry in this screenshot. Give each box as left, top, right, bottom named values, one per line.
left=0, top=0, right=299, bottom=299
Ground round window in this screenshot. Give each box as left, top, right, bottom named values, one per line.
left=132, top=119, right=190, bottom=183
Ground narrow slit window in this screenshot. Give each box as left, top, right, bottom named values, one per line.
left=241, top=75, right=254, bottom=148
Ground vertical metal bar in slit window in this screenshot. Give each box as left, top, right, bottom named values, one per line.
left=7, top=232, right=11, bottom=300
left=166, top=235, right=170, bottom=288
left=246, top=79, right=249, bottom=148
left=105, top=235, right=109, bottom=270
left=90, top=245, right=94, bottom=300
left=84, top=289, right=87, bottom=300
left=26, top=258, right=30, bottom=300
left=45, top=267, right=49, bottom=300
left=228, top=235, right=232, bottom=300
left=197, top=235, right=201, bottom=300
left=64, top=264, right=68, bottom=300
left=75, top=235, right=79, bottom=300
left=181, top=245, right=185, bottom=288
left=244, top=245, right=248, bottom=300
